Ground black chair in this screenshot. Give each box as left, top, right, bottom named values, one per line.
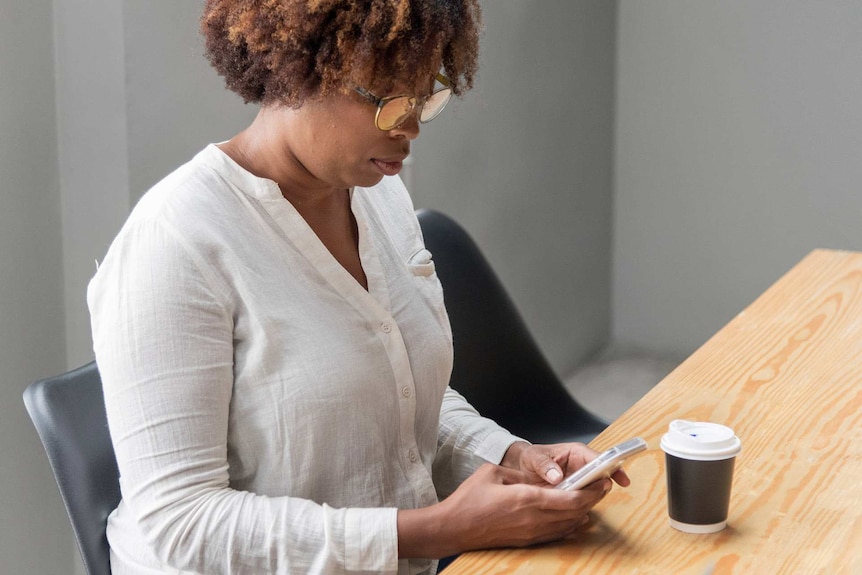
left=417, top=209, right=608, bottom=445
left=23, top=361, right=119, bottom=575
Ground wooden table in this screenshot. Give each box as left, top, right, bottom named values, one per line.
left=445, top=249, right=862, bottom=574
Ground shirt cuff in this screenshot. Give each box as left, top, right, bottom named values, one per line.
left=343, top=507, right=399, bottom=573
left=472, top=428, right=531, bottom=465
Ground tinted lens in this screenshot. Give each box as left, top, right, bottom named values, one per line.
left=377, top=96, right=415, bottom=130
left=419, top=88, right=452, bottom=123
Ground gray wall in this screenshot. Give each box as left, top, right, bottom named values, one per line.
left=55, top=0, right=133, bottom=370
left=613, top=0, right=862, bottom=357
left=123, top=0, right=257, bottom=206
left=413, top=0, right=617, bottom=375
left=0, top=1, right=70, bottom=573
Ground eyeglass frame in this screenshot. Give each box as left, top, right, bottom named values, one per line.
left=353, top=73, right=452, bottom=131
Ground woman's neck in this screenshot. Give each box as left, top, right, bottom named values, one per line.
left=218, top=107, right=344, bottom=207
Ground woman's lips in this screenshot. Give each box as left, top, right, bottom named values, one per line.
left=372, top=158, right=404, bottom=176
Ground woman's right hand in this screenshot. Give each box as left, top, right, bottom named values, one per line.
left=397, top=462, right=612, bottom=559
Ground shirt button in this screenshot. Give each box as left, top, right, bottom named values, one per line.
left=380, top=322, right=392, bottom=333
left=401, top=386, right=412, bottom=398
left=408, top=450, right=417, bottom=463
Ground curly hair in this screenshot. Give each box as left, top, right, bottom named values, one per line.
left=201, top=0, right=482, bottom=107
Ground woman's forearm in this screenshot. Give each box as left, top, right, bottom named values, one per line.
left=397, top=503, right=458, bottom=559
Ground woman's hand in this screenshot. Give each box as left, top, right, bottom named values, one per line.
left=398, top=442, right=633, bottom=559
left=500, top=441, right=632, bottom=488
left=399, top=463, right=608, bottom=558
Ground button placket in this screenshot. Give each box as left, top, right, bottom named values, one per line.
left=369, top=313, right=431, bottom=496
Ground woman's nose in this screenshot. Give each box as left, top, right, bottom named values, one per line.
left=390, top=112, right=421, bottom=140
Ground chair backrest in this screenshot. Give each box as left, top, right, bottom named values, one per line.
left=23, top=361, right=119, bottom=575
left=417, top=209, right=607, bottom=444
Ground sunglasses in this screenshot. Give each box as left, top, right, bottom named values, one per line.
left=354, top=73, right=453, bottom=131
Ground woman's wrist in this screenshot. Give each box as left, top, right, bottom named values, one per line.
left=397, top=502, right=459, bottom=559
left=499, top=440, right=530, bottom=470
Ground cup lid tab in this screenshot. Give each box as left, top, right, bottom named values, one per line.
left=660, top=420, right=742, bottom=460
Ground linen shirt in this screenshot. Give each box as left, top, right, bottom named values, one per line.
left=88, top=145, right=521, bottom=574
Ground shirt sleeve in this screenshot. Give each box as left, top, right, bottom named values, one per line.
left=88, top=217, right=399, bottom=574
left=432, top=387, right=527, bottom=499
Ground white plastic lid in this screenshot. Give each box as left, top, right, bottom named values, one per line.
left=660, top=420, right=742, bottom=461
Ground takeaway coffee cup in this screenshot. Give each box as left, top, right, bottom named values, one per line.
left=660, top=420, right=742, bottom=533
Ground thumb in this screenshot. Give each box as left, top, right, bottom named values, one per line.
left=534, top=454, right=564, bottom=485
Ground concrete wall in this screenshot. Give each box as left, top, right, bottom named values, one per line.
left=55, top=0, right=133, bottom=370
left=123, top=0, right=256, bottom=206
left=0, top=0, right=70, bottom=572
left=413, top=0, right=617, bottom=375
left=613, top=0, right=862, bottom=357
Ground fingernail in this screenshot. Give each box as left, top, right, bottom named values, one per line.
left=547, top=468, right=562, bottom=482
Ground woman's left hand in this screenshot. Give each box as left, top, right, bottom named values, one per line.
left=500, top=441, right=632, bottom=488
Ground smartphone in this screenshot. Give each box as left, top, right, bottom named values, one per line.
left=555, top=437, right=648, bottom=491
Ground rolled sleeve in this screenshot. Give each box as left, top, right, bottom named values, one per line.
left=339, top=507, right=399, bottom=573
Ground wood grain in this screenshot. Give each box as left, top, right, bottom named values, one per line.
left=444, top=250, right=862, bottom=575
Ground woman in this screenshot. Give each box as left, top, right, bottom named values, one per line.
left=88, top=1, right=629, bottom=573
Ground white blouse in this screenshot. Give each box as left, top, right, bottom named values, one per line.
left=88, top=145, right=520, bottom=574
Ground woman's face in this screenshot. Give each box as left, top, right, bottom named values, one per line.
left=276, top=83, right=423, bottom=192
